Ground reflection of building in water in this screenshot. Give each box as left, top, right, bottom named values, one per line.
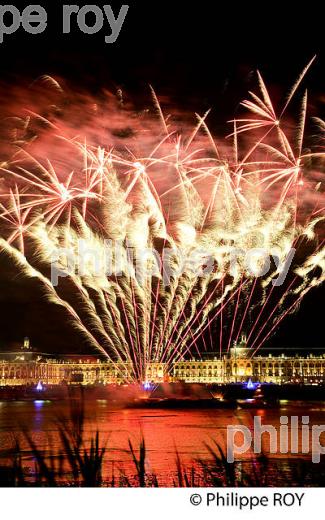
left=0, top=336, right=325, bottom=386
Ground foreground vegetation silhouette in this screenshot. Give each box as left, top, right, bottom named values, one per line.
left=0, top=399, right=324, bottom=487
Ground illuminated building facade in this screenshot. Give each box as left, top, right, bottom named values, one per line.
left=0, top=337, right=325, bottom=386
left=172, top=352, right=325, bottom=384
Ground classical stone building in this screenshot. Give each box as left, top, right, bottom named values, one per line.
left=172, top=349, right=325, bottom=384
left=0, top=337, right=324, bottom=386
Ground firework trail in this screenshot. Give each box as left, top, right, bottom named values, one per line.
left=0, top=65, right=324, bottom=382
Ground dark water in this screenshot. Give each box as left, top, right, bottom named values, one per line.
left=0, top=400, right=325, bottom=483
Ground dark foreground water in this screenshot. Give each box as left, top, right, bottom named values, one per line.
left=1, top=399, right=325, bottom=485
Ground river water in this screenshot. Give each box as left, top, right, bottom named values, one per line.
left=0, top=399, right=325, bottom=484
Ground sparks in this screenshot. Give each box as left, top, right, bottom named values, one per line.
left=0, top=65, right=323, bottom=383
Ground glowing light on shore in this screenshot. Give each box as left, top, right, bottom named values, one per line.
left=36, top=381, right=43, bottom=391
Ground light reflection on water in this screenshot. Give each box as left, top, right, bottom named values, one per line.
left=0, top=400, right=324, bottom=480
left=34, top=400, right=45, bottom=407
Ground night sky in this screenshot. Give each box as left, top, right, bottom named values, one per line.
left=0, top=1, right=323, bottom=353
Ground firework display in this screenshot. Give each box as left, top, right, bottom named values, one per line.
left=0, top=64, right=324, bottom=383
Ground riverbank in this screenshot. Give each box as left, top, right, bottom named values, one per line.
left=0, top=382, right=324, bottom=403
